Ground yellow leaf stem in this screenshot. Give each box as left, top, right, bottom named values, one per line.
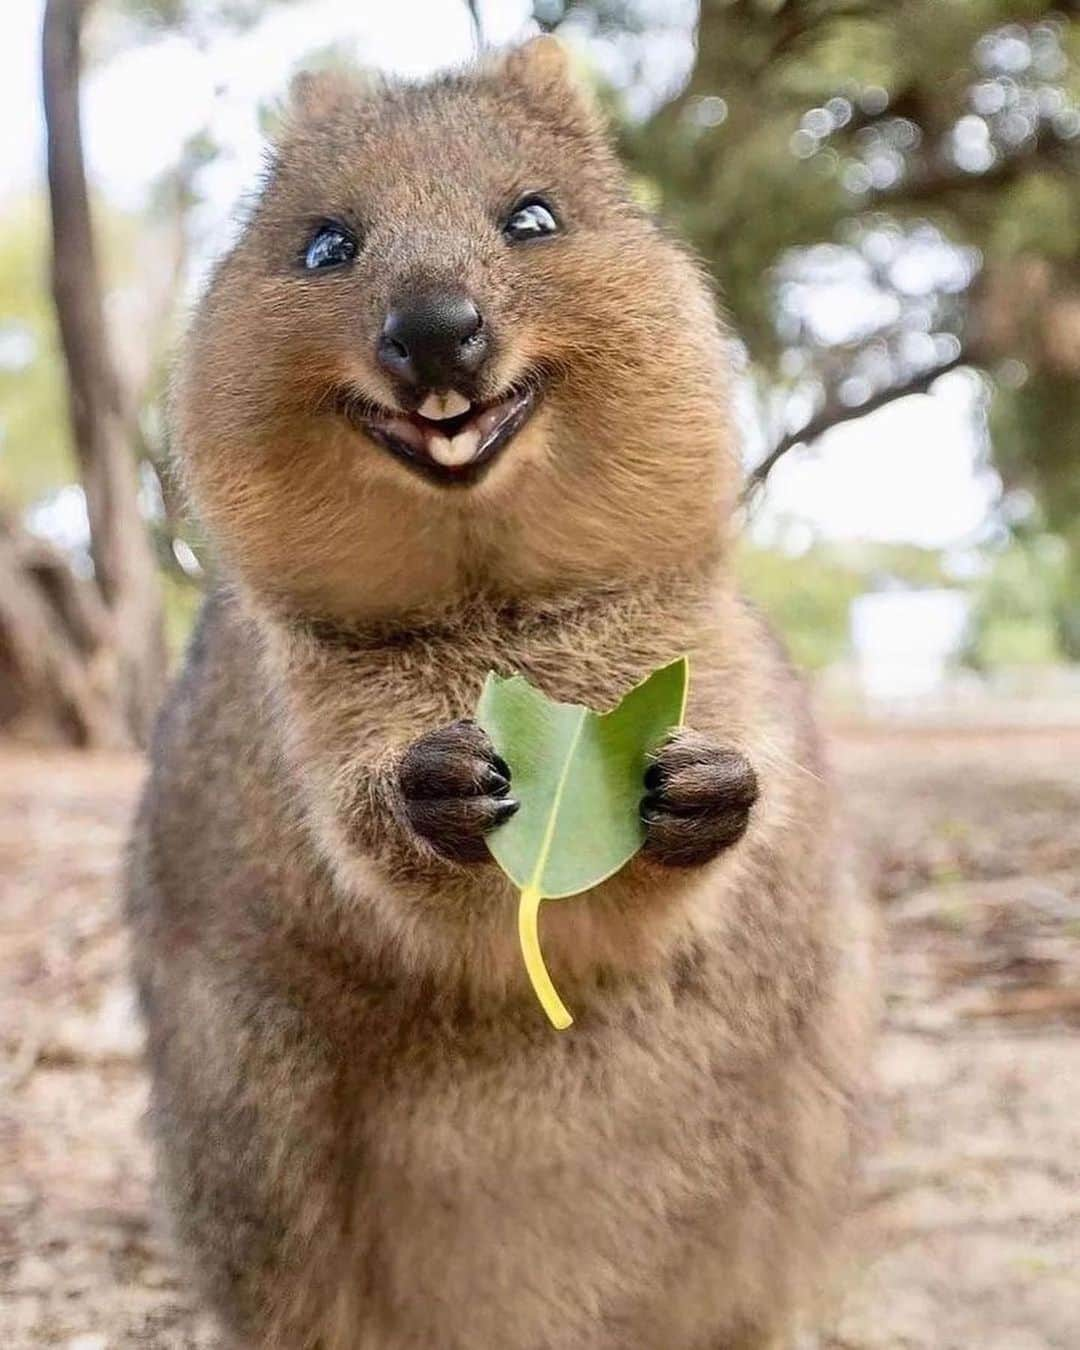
left=517, top=885, right=573, bottom=1030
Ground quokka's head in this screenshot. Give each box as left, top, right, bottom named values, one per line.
left=178, top=37, right=738, bottom=618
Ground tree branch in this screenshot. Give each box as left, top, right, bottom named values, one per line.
left=463, top=0, right=483, bottom=48
left=876, top=138, right=1077, bottom=211
left=764, top=0, right=889, bottom=67
left=745, top=351, right=970, bottom=494
left=0, top=504, right=126, bottom=748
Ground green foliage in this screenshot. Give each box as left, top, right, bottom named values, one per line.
left=990, top=372, right=1080, bottom=656
left=617, top=0, right=1080, bottom=366
left=160, top=570, right=204, bottom=660
left=988, top=174, right=1080, bottom=262
left=738, top=538, right=978, bottom=669
left=477, top=659, right=688, bottom=1027
left=992, top=374, right=1080, bottom=534
left=737, top=541, right=863, bottom=669
left=740, top=529, right=1074, bottom=673
left=577, top=0, right=1080, bottom=661
left=108, top=0, right=301, bottom=38
left=966, top=532, right=1069, bottom=665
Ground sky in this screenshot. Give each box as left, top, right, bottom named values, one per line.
left=2, top=0, right=999, bottom=554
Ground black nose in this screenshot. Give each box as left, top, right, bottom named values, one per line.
left=376, top=293, right=488, bottom=389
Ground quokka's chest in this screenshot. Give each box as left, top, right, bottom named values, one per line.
left=345, top=618, right=697, bottom=735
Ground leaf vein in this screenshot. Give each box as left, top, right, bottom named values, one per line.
left=526, top=705, right=588, bottom=896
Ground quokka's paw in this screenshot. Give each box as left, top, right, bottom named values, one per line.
left=398, top=719, right=519, bottom=863
left=641, top=731, right=758, bottom=867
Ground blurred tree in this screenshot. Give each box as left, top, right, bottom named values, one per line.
left=990, top=368, right=1080, bottom=651
left=0, top=0, right=169, bottom=749
left=738, top=540, right=865, bottom=668
left=966, top=526, right=1069, bottom=663
left=1, top=0, right=302, bottom=747
left=738, top=535, right=950, bottom=667
left=539, top=0, right=1080, bottom=640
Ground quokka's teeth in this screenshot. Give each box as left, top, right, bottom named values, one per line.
left=427, top=427, right=481, bottom=467
left=419, top=391, right=471, bottom=421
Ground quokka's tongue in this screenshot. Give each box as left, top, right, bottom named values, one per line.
left=427, top=427, right=481, bottom=467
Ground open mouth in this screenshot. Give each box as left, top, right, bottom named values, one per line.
left=340, top=384, right=540, bottom=486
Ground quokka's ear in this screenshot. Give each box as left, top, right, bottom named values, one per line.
left=495, top=36, right=603, bottom=129
left=286, top=65, right=376, bottom=123
left=503, top=35, right=573, bottom=89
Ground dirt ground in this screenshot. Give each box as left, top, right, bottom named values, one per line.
left=2, top=729, right=1078, bottom=1349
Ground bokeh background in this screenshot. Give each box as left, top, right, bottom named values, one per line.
left=2, top=3, right=1079, bottom=1348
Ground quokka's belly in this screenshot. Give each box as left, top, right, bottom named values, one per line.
left=318, top=1020, right=852, bottom=1350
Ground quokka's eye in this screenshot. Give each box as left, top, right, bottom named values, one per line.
left=302, top=223, right=358, bottom=270
left=503, top=196, right=560, bottom=243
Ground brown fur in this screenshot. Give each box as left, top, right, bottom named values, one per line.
left=127, top=37, right=876, bottom=1350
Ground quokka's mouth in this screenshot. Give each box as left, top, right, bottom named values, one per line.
left=340, top=383, right=541, bottom=487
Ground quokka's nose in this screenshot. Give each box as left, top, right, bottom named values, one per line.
left=376, top=293, right=488, bottom=390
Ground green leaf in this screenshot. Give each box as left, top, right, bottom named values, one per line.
left=476, top=657, right=689, bottom=1029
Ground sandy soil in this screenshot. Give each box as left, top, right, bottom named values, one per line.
left=2, top=730, right=1078, bottom=1348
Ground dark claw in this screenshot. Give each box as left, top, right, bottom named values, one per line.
left=492, top=753, right=511, bottom=781
left=643, top=761, right=664, bottom=791
left=494, top=797, right=520, bottom=824
left=482, top=765, right=511, bottom=797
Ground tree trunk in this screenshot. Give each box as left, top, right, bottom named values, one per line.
left=0, top=510, right=127, bottom=748
left=41, top=0, right=166, bottom=746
